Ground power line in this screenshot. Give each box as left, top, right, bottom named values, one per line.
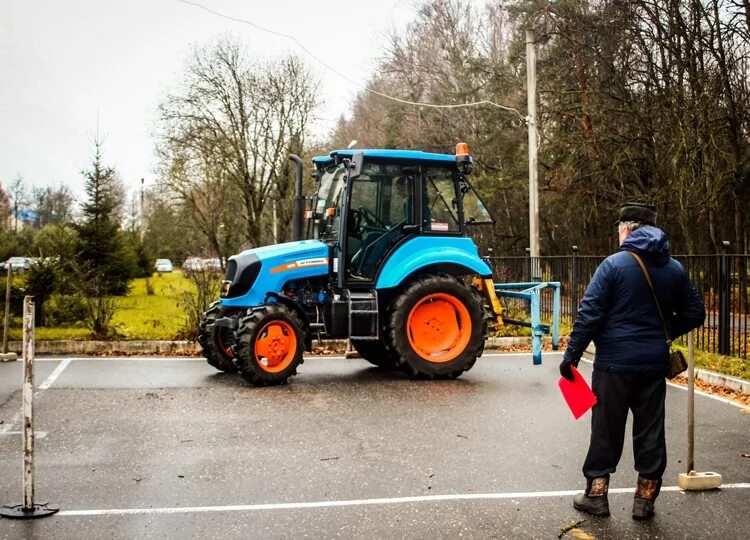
left=176, top=0, right=526, bottom=122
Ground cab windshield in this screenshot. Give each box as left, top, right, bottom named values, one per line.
left=313, top=163, right=346, bottom=240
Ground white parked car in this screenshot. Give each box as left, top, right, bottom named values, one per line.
left=182, top=257, right=205, bottom=273
left=203, top=258, right=223, bottom=273
left=154, top=258, right=174, bottom=273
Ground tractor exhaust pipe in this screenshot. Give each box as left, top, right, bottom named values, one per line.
left=288, top=154, right=304, bottom=241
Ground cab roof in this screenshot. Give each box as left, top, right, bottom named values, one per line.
left=312, top=148, right=457, bottom=165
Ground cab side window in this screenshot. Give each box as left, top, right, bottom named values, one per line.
left=422, top=167, right=460, bottom=232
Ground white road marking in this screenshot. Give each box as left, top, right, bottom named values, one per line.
left=0, top=411, right=21, bottom=434
left=0, top=360, right=69, bottom=432
left=0, top=430, right=47, bottom=438
left=667, top=382, right=750, bottom=411
left=55, top=483, right=750, bottom=517
left=39, top=358, right=72, bottom=389
left=34, top=357, right=204, bottom=362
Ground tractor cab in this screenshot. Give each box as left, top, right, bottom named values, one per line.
left=309, top=146, right=494, bottom=287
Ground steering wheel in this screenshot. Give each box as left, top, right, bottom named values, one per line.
left=355, top=218, right=408, bottom=276
left=357, top=206, right=387, bottom=229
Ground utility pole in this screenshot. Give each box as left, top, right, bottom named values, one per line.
left=526, top=28, right=540, bottom=279
left=140, top=178, right=145, bottom=240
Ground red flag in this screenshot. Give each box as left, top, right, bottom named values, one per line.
left=558, top=366, right=597, bottom=419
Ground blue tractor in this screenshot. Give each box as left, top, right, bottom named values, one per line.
left=198, top=143, right=506, bottom=386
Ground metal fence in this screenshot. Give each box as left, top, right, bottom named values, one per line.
left=487, top=245, right=750, bottom=359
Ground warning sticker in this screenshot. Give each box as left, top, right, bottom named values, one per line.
left=431, top=222, right=449, bottom=232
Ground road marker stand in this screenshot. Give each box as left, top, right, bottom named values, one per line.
left=677, top=331, right=723, bottom=491
left=0, top=296, right=59, bottom=519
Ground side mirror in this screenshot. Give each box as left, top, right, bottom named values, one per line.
left=349, top=152, right=364, bottom=180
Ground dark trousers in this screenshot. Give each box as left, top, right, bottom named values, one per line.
left=583, top=370, right=667, bottom=481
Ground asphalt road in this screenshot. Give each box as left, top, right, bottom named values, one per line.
left=0, top=353, right=748, bottom=539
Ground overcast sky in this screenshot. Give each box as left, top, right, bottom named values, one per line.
left=0, top=0, right=426, bottom=202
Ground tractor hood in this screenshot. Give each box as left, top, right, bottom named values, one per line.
left=242, top=239, right=329, bottom=264
left=221, top=240, right=329, bottom=307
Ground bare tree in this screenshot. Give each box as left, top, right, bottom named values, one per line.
left=157, top=37, right=319, bottom=251
left=32, top=184, right=75, bottom=226
left=331, top=0, right=750, bottom=255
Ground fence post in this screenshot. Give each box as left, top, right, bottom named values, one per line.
left=486, top=247, right=494, bottom=276
left=718, top=241, right=730, bottom=356
left=525, top=247, right=531, bottom=282
left=0, top=296, right=58, bottom=519
left=571, top=245, right=579, bottom=320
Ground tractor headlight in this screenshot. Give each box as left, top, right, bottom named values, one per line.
left=220, top=280, right=231, bottom=297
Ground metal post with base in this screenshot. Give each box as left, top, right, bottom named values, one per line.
left=0, top=296, right=59, bottom=519
left=677, top=331, right=723, bottom=491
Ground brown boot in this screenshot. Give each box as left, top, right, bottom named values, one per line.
left=632, top=475, right=661, bottom=520
left=573, top=476, right=610, bottom=517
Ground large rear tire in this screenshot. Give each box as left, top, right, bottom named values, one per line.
left=234, top=304, right=305, bottom=386
left=198, top=301, right=239, bottom=373
left=387, top=274, right=486, bottom=379
left=350, top=339, right=397, bottom=368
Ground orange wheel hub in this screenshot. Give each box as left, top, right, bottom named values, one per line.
left=406, top=293, right=472, bottom=363
left=254, top=320, right=297, bottom=373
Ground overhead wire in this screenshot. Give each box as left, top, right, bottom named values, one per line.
left=175, top=0, right=528, bottom=123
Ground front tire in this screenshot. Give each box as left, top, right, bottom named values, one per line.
left=198, top=301, right=239, bottom=373
left=234, top=304, right=305, bottom=386
left=387, top=274, right=486, bottom=379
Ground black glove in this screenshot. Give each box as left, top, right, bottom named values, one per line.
left=559, top=355, right=578, bottom=381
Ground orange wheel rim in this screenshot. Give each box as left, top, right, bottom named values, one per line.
left=254, top=320, right=297, bottom=373
left=407, top=293, right=472, bottom=363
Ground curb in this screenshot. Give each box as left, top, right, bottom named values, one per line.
left=4, top=336, right=553, bottom=357
left=6, top=340, right=200, bottom=356
left=693, top=369, right=750, bottom=395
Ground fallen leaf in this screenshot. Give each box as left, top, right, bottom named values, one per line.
left=558, top=520, right=585, bottom=538
left=570, top=529, right=596, bottom=540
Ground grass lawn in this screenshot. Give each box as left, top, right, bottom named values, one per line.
left=111, top=271, right=195, bottom=340
left=7, top=272, right=197, bottom=341
left=673, top=344, right=750, bottom=381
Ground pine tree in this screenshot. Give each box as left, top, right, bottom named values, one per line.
left=75, top=139, right=135, bottom=296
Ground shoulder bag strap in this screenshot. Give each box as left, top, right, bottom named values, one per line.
left=628, top=251, right=672, bottom=345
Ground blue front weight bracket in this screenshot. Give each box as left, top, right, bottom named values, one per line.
left=494, top=282, right=561, bottom=365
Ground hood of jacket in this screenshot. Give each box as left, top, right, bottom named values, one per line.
left=620, top=226, right=670, bottom=265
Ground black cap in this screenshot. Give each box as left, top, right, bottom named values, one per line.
left=615, top=202, right=656, bottom=225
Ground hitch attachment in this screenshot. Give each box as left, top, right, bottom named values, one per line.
left=494, top=281, right=561, bottom=365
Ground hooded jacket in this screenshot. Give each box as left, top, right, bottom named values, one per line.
left=564, top=226, right=705, bottom=374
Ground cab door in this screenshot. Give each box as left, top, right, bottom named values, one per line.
left=342, top=161, right=418, bottom=285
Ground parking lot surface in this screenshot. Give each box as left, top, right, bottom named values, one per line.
left=1, top=353, right=748, bottom=539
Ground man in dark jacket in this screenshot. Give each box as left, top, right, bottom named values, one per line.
left=559, top=202, right=705, bottom=520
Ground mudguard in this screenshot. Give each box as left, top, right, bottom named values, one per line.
left=375, top=236, right=492, bottom=289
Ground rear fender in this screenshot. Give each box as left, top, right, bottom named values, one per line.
left=375, top=237, right=491, bottom=290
